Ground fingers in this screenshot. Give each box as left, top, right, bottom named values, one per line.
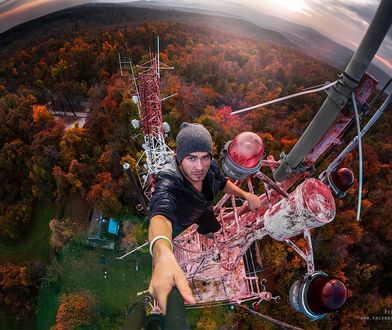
left=248, top=194, right=262, bottom=210
left=155, top=283, right=173, bottom=315
left=175, top=273, right=196, bottom=305
left=148, top=249, right=196, bottom=315
left=150, top=280, right=195, bottom=314
left=149, top=275, right=196, bottom=314
left=149, top=279, right=172, bottom=315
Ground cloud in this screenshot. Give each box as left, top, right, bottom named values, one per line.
left=308, top=0, right=378, bottom=27
left=0, top=0, right=87, bottom=33
left=0, top=0, right=21, bottom=13
left=344, top=2, right=379, bottom=22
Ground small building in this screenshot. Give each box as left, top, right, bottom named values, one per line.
left=108, top=218, right=120, bottom=236
left=87, top=208, right=119, bottom=250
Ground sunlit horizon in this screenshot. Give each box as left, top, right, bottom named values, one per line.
left=0, top=0, right=391, bottom=76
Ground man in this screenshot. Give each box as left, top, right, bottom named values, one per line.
left=148, top=123, right=261, bottom=314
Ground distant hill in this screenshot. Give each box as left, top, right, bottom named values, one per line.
left=126, top=0, right=391, bottom=91
left=0, top=3, right=294, bottom=51
left=0, top=2, right=389, bottom=90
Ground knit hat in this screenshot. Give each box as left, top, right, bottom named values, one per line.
left=176, top=123, right=213, bottom=163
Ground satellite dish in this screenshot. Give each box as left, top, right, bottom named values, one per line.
left=163, top=122, right=170, bottom=133
left=131, top=119, right=140, bottom=129
left=132, top=95, right=139, bottom=104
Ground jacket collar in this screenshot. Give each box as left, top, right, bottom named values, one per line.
left=160, top=157, right=184, bottom=181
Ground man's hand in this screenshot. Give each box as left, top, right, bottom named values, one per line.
left=223, top=180, right=262, bottom=210
left=244, top=192, right=262, bottom=210
left=148, top=240, right=196, bottom=314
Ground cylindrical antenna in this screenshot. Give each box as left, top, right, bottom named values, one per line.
left=273, top=0, right=392, bottom=182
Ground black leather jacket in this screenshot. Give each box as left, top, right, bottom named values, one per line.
left=149, top=158, right=227, bottom=229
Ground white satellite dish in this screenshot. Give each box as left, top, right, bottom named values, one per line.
left=131, top=119, right=140, bottom=129
left=163, top=122, right=170, bottom=133
left=132, top=95, right=139, bottom=104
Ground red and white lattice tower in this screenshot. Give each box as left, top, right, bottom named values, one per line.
left=119, top=38, right=174, bottom=199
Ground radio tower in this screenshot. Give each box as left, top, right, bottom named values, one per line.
left=119, top=37, right=174, bottom=199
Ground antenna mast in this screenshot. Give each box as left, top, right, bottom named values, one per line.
left=119, top=37, right=175, bottom=199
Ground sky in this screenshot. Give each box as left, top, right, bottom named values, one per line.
left=0, top=0, right=391, bottom=76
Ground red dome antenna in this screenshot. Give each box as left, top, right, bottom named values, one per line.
left=327, top=167, right=355, bottom=198
left=222, top=132, right=264, bottom=180
left=290, top=272, right=347, bottom=320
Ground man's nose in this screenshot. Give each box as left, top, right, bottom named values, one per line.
left=194, top=159, right=203, bottom=170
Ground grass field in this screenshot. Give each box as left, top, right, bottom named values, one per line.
left=0, top=201, right=56, bottom=263
left=36, top=234, right=152, bottom=329
left=0, top=201, right=57, bottom=329
left=1, top=201, right=235, bottom=329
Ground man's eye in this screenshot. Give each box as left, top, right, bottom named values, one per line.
left=188, top=157, right=196, bottom=161
left=203, top=156, right=211, bottom=161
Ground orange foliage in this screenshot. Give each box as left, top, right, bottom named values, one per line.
left=54, top=291, right=98, bottom=330
left=214, top=105, right=248, bottom=138
left=0, top=263, right=44, bottom=326
left=87, top=172, right=122, bottom=216
left=32, top=104, right=54, bottom=128
left=280, top=137, right=298, bottom=148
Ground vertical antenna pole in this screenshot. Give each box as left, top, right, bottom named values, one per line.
left=118, top=53, right=123, bottom=75
left=273, top=0, right=392, bottom=182
left=157, top=36, right=160, bottom=79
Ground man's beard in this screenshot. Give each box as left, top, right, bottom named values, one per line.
left=180, top=166, right=207, bottom=183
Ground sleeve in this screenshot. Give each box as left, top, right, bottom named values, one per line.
left=219, top=172, right=228, bottom=191
left=148, top=172, right=179, bottom=225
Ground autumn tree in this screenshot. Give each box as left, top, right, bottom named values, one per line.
left=87, top=172, right=122, bottom=216
left=53, top=159, right=91, bottom=202
left=54, top=291, right=98, bottom=330
left=0, top=262, right=45, bottom=327
left=59, top=126, right=91, bottom=167
left=30, top=105, right=64, bottom=199
left=49, top=218, right=76, bottom=251
left=121, top=220, right=148, bottom=249
left=0, top=93, right=36, bottom=239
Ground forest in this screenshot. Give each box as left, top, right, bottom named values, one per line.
left=0, top=5, right=391, bottom=329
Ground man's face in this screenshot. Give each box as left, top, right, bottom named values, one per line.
left=179, top=152, right=212, bottom=185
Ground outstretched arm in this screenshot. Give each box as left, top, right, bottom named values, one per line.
left=223, top=180, right=262, bottom=210
left=148, top=215, right=196, bottom=314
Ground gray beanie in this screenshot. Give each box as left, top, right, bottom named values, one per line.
left=176, top=123, right=212, bottom=163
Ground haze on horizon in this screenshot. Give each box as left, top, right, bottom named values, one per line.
left=0, top=0, right=391, bottom=76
